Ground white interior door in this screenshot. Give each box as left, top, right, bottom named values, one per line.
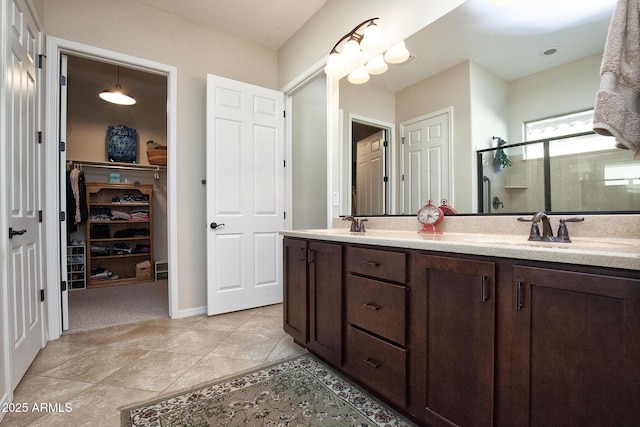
left=206, top=74, right=285, bottom=316
left=401, top=110, right=451, bottom=214
left=355, top=130, right=384, bottom=215
left=6, top=0, right=45, bottom=389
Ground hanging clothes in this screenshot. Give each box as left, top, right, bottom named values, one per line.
left=66, top=168, right=88, bottom=233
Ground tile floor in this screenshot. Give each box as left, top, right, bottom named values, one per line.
left=1, top=303, right=305, bottom=426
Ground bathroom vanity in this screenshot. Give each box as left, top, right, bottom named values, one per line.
left=281, top=221, right=640, bottom=427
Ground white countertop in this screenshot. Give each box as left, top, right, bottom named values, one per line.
left=280, top=228, right=640, bottom=271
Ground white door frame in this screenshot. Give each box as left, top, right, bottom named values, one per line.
left=43, top=37, right=178, bottom=340
left=348, top=114, right=396, bottom=215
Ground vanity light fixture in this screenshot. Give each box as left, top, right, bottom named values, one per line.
left=324, top=18, right=410, bottom=84
left=99, top=66, right=136, bottom=106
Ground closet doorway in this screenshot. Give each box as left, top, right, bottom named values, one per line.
left=350, top=118, right=395, bottom=216
left=61, top=54, right=170, bottom=332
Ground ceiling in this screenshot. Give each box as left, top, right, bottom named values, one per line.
left=134, top=0, right=328, bottom=50
left=132, top=0, right=616, bottom=93
left=369, top=0, right=616, bottom=92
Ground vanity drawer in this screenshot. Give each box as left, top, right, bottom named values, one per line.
left=346, top=275, right=406, bottom=345
left=346, top=246, right=406, bottom=283
left=346, top=325, right=407, bottom=407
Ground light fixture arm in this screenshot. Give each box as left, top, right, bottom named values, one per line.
left=328, top=17, right=379, bottom=54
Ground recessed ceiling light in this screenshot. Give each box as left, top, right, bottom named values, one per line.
left=541, top=47, right=560, bottom=56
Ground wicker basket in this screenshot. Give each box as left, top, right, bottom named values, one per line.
left=146, top=149, right=167, bottom=166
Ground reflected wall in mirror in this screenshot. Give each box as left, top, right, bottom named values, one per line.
left=338, top=0, right=626, bottom=216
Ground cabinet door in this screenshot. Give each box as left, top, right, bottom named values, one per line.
left=283, top=238, right=308, bottom=344
left=308, top=241, right=343, bottom=366
left=511, top=266, right=640, bottom=426
left=411, top=254, right=496, bottom=427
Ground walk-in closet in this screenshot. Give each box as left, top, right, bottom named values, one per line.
left=63, top=55, right=169, bottom=332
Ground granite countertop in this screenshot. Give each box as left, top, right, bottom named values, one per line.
left=280, top=228, right=640, bottom=271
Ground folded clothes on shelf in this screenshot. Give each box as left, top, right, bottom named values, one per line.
left=113, top=242, right=133, bottom=255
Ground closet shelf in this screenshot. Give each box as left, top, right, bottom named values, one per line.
left=69, top=159, right=166, bottom=173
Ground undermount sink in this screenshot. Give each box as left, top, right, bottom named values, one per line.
left=454, top=233, right=640, bottom=252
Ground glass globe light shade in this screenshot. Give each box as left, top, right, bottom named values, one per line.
left=384, top=41, right=410, bottom=64
left=365, top=54, right=388, bottom=75
left=347, top=66, right=370, bottom=84
left=324, top=52, right=346, bottom=76
left=342, top=37, right=363, bottom=64
left=99, top=84, right=136, bottom=105
left=360, top=22, right=383, bottom=52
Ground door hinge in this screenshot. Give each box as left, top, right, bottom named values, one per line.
left=59, top=141, right=66, bottom=152
left=283, top=211, right=286, bottom=220
left=40, top=289, right=45, bottom=302
left=61, top=281, right=67, bottom=292
left=283, top=110, right=286, bottom=118
left=383, top=176, right=388, bottom=183
left=59, top=75, right=66, bottom=86
left=283, top=160, right=286, bottom=168
left=38, top=54, right=46, bottom=69
left=38, top=210, right=43, bottom=223
left=401, top=136, right=405, bottom=144
left=59, top=211, right=66, bottom=222
left=38, top=131, right=43, bottom=144
left=402, top=174, right=405, bottom=181
left=383, top=140, right=388, bottom=148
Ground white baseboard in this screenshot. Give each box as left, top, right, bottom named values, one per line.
left=176, top=306, right=207, bottom=319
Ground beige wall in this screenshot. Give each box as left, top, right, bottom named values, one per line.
left=43, top=0, right=278, bottom=313
left=41, top=0, right=467, bottom=314
left=508, top=54, right=602, bottom=142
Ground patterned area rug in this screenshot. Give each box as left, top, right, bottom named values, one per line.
left=121, top=353, right=415, bottom=426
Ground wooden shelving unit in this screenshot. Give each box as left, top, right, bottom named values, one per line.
left=85, top=182, right=154, bottom=288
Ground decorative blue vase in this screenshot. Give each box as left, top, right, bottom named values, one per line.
left=106, top=125, right=137, bottom=163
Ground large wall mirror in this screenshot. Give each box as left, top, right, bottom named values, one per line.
left=338, top=0, right=635, bottom=216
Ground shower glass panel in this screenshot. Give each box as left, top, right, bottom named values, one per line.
left=477, top=132, right=640, bottom=214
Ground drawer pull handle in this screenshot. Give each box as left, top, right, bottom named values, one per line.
left=363, top=302, right=381, bottom=311
left=361, top=260, right=380, bottom=268
left=363, top=358, right=381, bottom=368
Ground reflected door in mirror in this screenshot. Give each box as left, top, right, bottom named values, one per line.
left=402, top=110, right=451, bottom=215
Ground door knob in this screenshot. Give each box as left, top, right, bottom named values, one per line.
left=210, top=222, right=225, bottom=229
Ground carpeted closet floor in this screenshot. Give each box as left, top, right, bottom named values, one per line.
left=67, top=280, right=169, bottom=333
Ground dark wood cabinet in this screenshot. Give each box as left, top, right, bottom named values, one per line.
left=282, top=236, right=640, bottom=427
left=307, top=241, right=343, bottom=366
left=283, top=238, right=308, bottom=344
left=410, top=254, right=496, bottom=427
left=511, top=266, right=640, bottom=427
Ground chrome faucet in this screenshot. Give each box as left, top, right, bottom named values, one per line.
left=342, top=216, right=367, bottom=233
left=518, top=212, right=584, bottom=242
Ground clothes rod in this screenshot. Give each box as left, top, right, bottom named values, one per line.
left=68, top=160, right=166, bottom=180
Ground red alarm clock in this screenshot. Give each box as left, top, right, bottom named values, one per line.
left=439, top=199, right=457, bottom=215
left=417, top=199, right=443, bottom=234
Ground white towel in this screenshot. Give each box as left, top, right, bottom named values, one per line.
left=593, top=0, right=640, bottom=160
